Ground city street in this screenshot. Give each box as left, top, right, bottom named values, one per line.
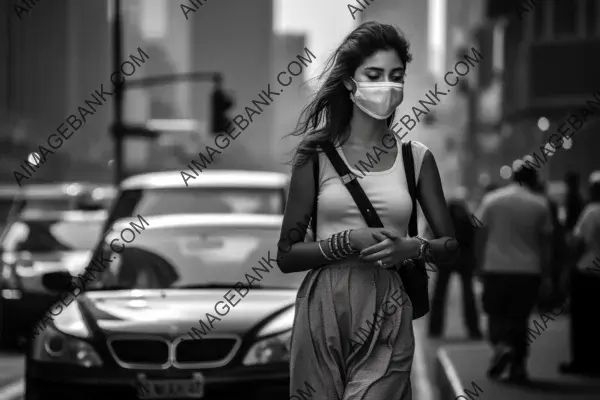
left=3, top=274, right=599, bottom=400
left=0, top=275, right=471, bottom=400
left=0, top=275, right=481, bottom=400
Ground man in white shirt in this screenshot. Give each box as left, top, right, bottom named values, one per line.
left=560, top=171, right=600, bottom=376
left=474, top=166, right=553, bottom=383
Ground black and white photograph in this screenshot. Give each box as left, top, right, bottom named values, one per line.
left=0, top=0, right=599, bottom=399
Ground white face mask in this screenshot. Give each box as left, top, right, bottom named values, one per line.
left=349, top=78, right=404, bottom=120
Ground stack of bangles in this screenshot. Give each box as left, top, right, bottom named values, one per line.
left=317, top=229, right=358, bottom=261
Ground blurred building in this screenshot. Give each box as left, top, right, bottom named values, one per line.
left=190, top=0, right=275, bottom=170
left=0, top=0, right=113, bottom=184
left=481, top=0, right=600, bottom=188
left=269, top=33, right=313, bottom=172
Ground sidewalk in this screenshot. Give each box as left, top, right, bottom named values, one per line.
left=435, top=317, right=600, bottom=400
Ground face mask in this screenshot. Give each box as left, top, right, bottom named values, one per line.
left=349, top=78, right=404, bottom=120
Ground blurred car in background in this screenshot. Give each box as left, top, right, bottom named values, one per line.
left=26, top=213, right=304, bottom=399
left=0, top=209, right=107, bottom=348
left=0, top=183, right=116, bottom=232
left=105, top=170, right=288, bottom=229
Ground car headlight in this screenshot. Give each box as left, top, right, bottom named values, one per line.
left=31, top=302, right=102, bottom=367
left=242, top=307, right=294, bottom=366
left=242, top=330, right=292, bottom=366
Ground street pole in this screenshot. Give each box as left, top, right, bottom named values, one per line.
left=108, top=0, right=220, bottom=185
left=111, top=0, right=124, bottom=186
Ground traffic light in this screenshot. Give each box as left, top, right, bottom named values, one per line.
left=211, top=76, right=234, bottom=134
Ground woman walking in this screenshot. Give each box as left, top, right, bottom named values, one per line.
left=277, top=22, right=457, bottom=400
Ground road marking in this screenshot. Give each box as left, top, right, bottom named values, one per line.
left=437, top=347, right=464, bottom=397
left=413, top=324, right=433, bottom=400
left=0, top=379, right=23, bottom=400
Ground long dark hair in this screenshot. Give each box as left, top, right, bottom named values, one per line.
left=286, top=21, right=413, bottom=167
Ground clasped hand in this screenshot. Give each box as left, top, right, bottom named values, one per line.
left=350, top=228, right=418, bottom=268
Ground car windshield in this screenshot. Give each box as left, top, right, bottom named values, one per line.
left=107, top=188, right=284, bottom=226
left=2, top=219, right=105, bottom=253
left=91, top=225, right=305, bottom=290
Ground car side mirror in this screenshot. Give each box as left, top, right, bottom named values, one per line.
left=42, top=271, right=72, bottom=292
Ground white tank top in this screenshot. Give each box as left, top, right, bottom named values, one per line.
left=314, top=137, right=429, bottom=241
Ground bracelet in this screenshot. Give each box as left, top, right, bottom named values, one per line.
left=337, top=231, right=349, bottom=257
left=346, top=229, right=358, bottom=253
left=318, top=241, right=334, bottom=261
left=418, top=237, right=436, bottom=263
left=343, top=230, right=352, bottom=254
left=332, top=232, right=345, bottom=259
left=328, top=236, right=342, bottom=260
left=337, top=232, right=347, bottom=258
left=415, top=236, right=430, bottom=259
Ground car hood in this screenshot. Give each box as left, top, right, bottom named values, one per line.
left=80, top=289, right=297, bottom=338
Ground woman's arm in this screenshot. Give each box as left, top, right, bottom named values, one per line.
left=416, top=151, right=457, bottom=264
left=276, top=155, right=328, bottom=274
left=277, top=154, right=386, bottom=273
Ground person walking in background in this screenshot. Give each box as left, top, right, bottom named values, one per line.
left=533, top=181, right=568, bottom=310
left=428, top=197, right=482, bottom=339
left=564, top=172, right=585, bottom=232
left=475, top=166, right=553, bottom=383
left=560, top=171, right=600, bottom=376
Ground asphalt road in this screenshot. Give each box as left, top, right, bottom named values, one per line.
left=415, top=272, right=486, bottom=400
left=0, top=350, right=24, bottom=400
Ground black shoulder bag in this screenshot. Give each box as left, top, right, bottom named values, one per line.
left=310, top=141, right=429, bottom=320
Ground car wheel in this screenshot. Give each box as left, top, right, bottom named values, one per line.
left=0, top=299, right=18, bottom=349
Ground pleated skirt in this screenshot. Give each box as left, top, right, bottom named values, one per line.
left=289, top=258, right=415, bottom=400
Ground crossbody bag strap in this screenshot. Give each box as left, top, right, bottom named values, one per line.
left=320, top=142, right=384, bottom=228
left=402, top=141, right=418, bottom=237
left=310, top=151, right=320, bottom=238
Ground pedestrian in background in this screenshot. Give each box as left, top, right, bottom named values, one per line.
left=534, top=181, right=568, bottom=311
left=428, top=197, right=482, bottom=339
left=475, top=166, right=553, bottom=383
left=564, top=171, right=585, bottom=232
left=560, top=171, right=600, bottom=376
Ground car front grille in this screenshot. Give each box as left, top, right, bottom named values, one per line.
left=175, top=337, right=240, bottom=365
left=107, top=335, right=242, bottom=369
left=108, top=338, right=170, bottom=369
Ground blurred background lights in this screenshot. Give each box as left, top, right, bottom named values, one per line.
left=537, top=117, right=550, bottom=131
left=65, top=183, right=81, bottom=196
left=477, top=172, right=491, bottom=188
left=500, top=165, right=513, bottom=180
left=512, top=159, right=524, bottom=171
left=544, top=142, right=555, bottom=154
left=27, top=152, right=41, bottom=166
left=523, top=154, right=535, bottom=163
left=562, top=137, right=573, bottom=150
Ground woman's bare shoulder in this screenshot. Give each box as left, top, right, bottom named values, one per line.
left=408, top=140, right=430, bottom=154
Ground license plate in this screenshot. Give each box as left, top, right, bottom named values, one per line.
left=137, top=373, right=204, bottom=399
